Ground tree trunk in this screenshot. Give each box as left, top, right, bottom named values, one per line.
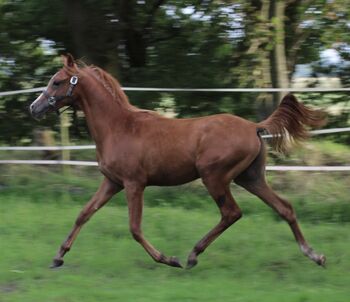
left=273, top=0, right=289, bottom=101
left=256, top=0, right=274, bottom=120
left=63, top=0, right=88, bottom=58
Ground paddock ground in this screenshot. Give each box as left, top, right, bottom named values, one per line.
left=1, top=140, right=349, bottom=302
left=1, top=194, right=349, bottom=302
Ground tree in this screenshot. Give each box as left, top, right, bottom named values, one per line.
left=0, top=0, right=349, bottom=144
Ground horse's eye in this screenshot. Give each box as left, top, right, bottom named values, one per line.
left=53, top=81, right=61, bottom=87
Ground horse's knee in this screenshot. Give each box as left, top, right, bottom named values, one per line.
left=75, top=204, right=99, bottom=225
left=279, top=203, right=296, bottom=223
left=130, top=226, right=142, bottom=242
left=223, top=210, right=242, bottom=226
left=234, top=210, right=243, bottom=221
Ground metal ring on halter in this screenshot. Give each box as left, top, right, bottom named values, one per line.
left=43, top=75, right=79, bottom=108
left=70, top=76, right=78, bottom=85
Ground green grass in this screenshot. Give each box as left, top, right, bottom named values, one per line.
left=0, top=140, right=349, bottom=301
left=1, top=163, right=350, bottom=223
left=1, top=196, right=350, bottom=302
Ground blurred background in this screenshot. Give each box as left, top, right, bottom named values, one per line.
left=0, top=1, right=349, bottom=302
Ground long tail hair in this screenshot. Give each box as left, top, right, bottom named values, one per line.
left=258, top=94, right=327, bottom=153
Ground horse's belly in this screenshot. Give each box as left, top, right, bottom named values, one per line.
left=146, top=164, right=199, bottom=186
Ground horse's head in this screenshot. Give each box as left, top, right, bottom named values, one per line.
left=30, top=54, right=80, bottom=119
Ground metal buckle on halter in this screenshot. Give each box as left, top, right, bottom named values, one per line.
left=70, top=76, right=78, bottom=85
left=48, top=96, right=56, bottom=106
left=44, top=75, right=78, bottom=109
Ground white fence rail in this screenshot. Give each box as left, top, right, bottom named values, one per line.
left=0, top=159, right=348, bottom=171
left=0, top=125, right=349, bottom=172
left=0, top=85, right=348, bottom=171
left=0, top=160, right=98, bottom=166
left=0, top=127, right=348, bottom=151
left=0, top=145, right=96, bottom=151
left=1, top=86, right=350, bottom=97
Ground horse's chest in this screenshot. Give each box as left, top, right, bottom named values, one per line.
left=97, top=154, right=129, bottom=183
left=98, top=154, right=145, bottom=184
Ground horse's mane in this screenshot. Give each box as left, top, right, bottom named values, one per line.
left=63, top=60, right=140, bottom=111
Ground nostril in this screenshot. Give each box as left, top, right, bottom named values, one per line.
left=30, top=103, right=34, bottom=111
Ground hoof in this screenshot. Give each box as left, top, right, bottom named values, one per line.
left=50, top=258, right=64, bottom=269
left=168, top=256, right=183, bottom=268
left=316, top=255, right=326, bottom=267
left=186, top=257, right=198, bottom=270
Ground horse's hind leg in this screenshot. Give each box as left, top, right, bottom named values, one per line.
left=51, top=177, right=122, bottom=268
left=187, top=177, right=242, bottom=269
left=235, top=154, right=326, bottom=266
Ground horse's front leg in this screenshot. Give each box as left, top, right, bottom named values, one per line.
left=125, top=182, right=183, bottom=268
left=51, top=177, right=122, bottom=268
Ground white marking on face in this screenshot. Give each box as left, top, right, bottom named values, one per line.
left=51, top=72, right=59, bottom=81
left=31, top=72, right=59, bottom=108
left=31, top=93, right=44, bottom=108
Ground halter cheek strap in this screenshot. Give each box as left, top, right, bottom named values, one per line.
left=43, top=75, right=79, bottom=107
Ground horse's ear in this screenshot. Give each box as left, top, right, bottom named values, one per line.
left=63, top=53, right=75, bottom=68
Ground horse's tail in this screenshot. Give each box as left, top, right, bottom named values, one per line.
left=257, top=93, right=326, bottom=153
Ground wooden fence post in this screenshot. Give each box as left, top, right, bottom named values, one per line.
left=60, top=110, right=70, bottom=174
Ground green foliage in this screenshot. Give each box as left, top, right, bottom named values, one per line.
left=296, top=92, right=350, bottom=143
left=0, top=1, right=349, bottom=144
left=0, top=40, right=61, bottom=144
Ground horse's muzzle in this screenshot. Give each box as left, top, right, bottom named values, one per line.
left=30, top=94, right=50, bottom=120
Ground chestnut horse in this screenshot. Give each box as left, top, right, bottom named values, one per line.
left=30, top=54, right=326, bottom=269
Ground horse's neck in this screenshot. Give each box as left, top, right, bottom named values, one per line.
left=78, top=77, right=131, bottom=149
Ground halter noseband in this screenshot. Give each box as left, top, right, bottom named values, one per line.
left=43, top=75, right=79, bottom=107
